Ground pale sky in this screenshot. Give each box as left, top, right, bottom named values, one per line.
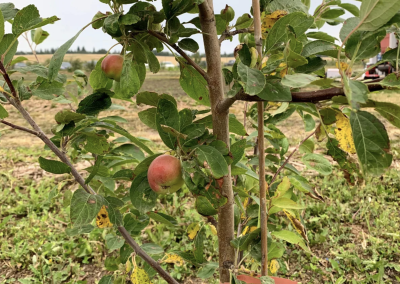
left=10, top=0, right=359, bottom=54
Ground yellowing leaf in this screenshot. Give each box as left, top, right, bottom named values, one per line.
left=187, top=222, right=200, bottom=240
left=249, top=226, right=257, bottom=233
left=242, top=226, right=249, bottom=235
left=131, top=267, right=152, bottom=284
left=336, top=62, right=352, bottom=74
left=335, top=112, right=356, bottom=154
left=0, top=86, right=4, bottom=92
left=269, top=259, right=280, bottom=274
left=96, top=205, right=113, bottom=228
left=261, top=10, right=288, bottom=34
left=210, top=224, right=217, bottom=236
left=283, top=209, right=309, bottom=243
left=162, top=253, right=184, bottom=266
left=241, top=197, right=250, bottom=219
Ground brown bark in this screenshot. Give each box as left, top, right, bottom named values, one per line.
left=251, top=0, right=268, bottom=276
left=199, top=1, right=235, bottom=282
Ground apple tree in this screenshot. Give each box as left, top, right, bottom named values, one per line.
left=1, top=0, right=400, bottom=283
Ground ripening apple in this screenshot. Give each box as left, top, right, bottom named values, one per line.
left=101, top=54, right=124, bottom=82
left=147, top=155, right=185, bottom=194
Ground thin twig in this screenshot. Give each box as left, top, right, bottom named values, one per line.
left=219, top=28, right=253, bottom=44
left=271, top=129, right=317, bottom=184
left=147, top=30, right=208, bottom=81
left=118, top=227, right=179, bottom=284
left=0, top=119, right=39, bottom=136
left=23, top=32, right=40, bottom=63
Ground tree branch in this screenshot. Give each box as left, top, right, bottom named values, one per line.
left=147, top=30, right=208, bottom=81
left=0, top=119, right=39, bottom=136
left=0, top=60, right=179, bottom=284
left=118, top=227, right=179, bottom=284
left=217, top=82, right=384, bottom=113
left=219, top=28, right=253, bottom=44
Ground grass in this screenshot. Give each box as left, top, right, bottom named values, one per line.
left=1, top=70, right=400, bottom=283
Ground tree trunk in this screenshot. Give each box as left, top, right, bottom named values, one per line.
left=199, top=1, right=235, bottom=282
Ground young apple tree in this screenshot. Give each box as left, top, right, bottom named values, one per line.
left=1, top=0, right=400, bottom=283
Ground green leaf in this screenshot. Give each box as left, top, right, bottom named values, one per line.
left=0, top=34, right=18, bottom=65
left=231, top=139, right=247, bottom=165
left=123, top=213, right=149, bottom=237
left=65, top=224, right=94, bottom=236
left=119, top=59, right=140, bottom=97
left=237, top=62, right=266, bottom=96
left=141, top=243, right=164, bottom=255
left=0, top=3, right=18, bottom=21
left=345, top=29, right=386, bottom=61
left=319, top=107, right=338, bottom=125
left=91, top=122, right=153, bottom=155
left=340, top=17, right=359, bottom=42
left=10, top=56, right=28, bottom=66
left=380, top=73, right=400, bottom=88
left=306, top=31, right=337, bottom=43
left=272, top=197, right=306, bottom=209
left=178, top=38, right=199, bottom=53
left=303, top=114, right=315, bottom=131
left=338, top=3, right=360, bottom=17
left=358, top=0, right=400, bottom=31
left=48, top=29, right=83, bottom=81
left=229, top=114, right=247, bottom=136
left=235, top=13, right=253, bottom=29
left=281, top=74, right=317, bottom=88
left=99, top=275, right=114, bottom=284
left=12, top=65, right=66, bottom=84
left=343, top=78, right=368, bottom=110
left=257, top=77, right=292, bottom=101
left=139, top=108, right=157, bottom=130
left=136, top=40, right=160, bottom=73
left=156, top=99, right=180, bottom=149
left=85, top=135, right=109, bottom=155
left=55, top=110, right=86, bottom=124
left=321, top=8, right=345, bottom=19
left=32, top=28, right=49, bottom=45
left=196, top=145, right=229, bottom=179
left=32, top=79, right=64, bottom=100
left=130, top=172, right=157, bottom=214
left=38, top=157, right=71, bottom=174
left=285, top=47, right=308, bottom=68
left=103, top=13, right=122, bottom=37
left=302, top=40, right=338, bottom=57
left=0, top=9, right=4, bottom=42
left=85, top=156, right=103, bottom=184
left=230, top=228, right=261, bottom=250
left=136, top=92, right=177, bottom=107
left=294, top=56, right=327, bottom=74
left=0, top=104, right=8, bottom=119
left=89, top=56, right=113, bottom=90
left=194, top=226, right=206, bottom=263
left=147, top=211, right=177, bottom=228
left=12, top=5, right=59, bottom=36
left=70, top=188, right=104, bottom=226
left=76, top=91, right=112, bottom=116
left=301, top=153, right=332, bottom=175
left=105, top=234, right=125, bottom=251
left=271, top=230, right=310, bottom=252
left=265, top=12, right=314, bottom=54
left=119, top=13, right=140, bottom=25
left=289, top=175, right=313, bottom=194
left=350, top=111, right=392, bottom=175
left=195, top=196, right=218, bottom=216
left=179, top=60, right=210, bottom=106
left=120, top=243, right=134, bottom=264
left=197, top=262, right=218, bottom=279
left=374, top=101, right=400, bottom=128
left=299, top=139, right=314, bottom=154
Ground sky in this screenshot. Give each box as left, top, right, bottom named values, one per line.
left=11, top=0, right=360, bottom=54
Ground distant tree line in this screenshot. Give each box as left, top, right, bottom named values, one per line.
left=16, top=46, right=234, bottom=57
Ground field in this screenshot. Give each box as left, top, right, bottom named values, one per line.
left=1, top=63, right=400, bottom=284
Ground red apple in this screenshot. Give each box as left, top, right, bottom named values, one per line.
left=101, top=54, right=124, bottom=82
left=147, top=155, right=184, bottom=194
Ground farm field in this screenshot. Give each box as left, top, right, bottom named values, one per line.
left=1, top=67, right=400, bottom=284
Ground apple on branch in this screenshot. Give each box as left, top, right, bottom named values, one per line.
left=148, top=155, right=185, bottom=194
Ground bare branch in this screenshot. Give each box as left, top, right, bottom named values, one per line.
left=217, top=82, right=384, bottom=113
left=147, top=30, right=208, bottom=81
left=0, top=119, right=39, bottom=136
left=118, top=227, right=179, bottom=284
left=219, top=28, right=253, bottom=44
